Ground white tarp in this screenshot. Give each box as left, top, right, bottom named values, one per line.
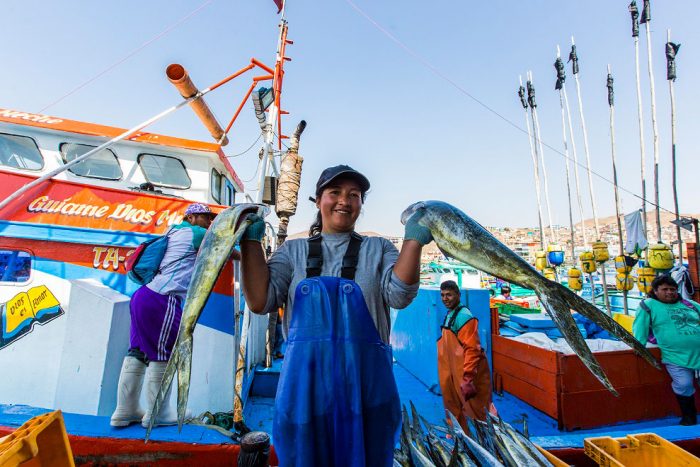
left=624, top=210, right=648, bottom=255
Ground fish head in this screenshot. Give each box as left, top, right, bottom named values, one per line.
left=400, top=201, right=427, bottom=225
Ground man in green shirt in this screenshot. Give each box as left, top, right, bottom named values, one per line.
left=633, top=274, right=700, bottom=426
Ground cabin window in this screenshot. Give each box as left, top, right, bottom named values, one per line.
left=0, top=133, right=44, bottom=170
left=224, top=183, right=234, bottom=206
left=211, top=169, right=223, bottom=203
left=60, top=143, right=122, bottom=180
left=137, top=154, right=191, bottom=189
left=0, top=250, right=32, bottom=283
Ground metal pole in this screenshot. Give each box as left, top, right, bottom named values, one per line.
left=667, top=29, right=683, bottom=265
left=642, top=5, right=662, bottom=242
left=629, top=6, right=649, bottom=243
left=555, top=48, right=576, bottom=266
left=528, top=71, right=557, bottom=244
left=608, top=67, right=629, bottom=315
left=520, top=76, right=546, bottom=250
left=570, top=41, right=609, bottom=314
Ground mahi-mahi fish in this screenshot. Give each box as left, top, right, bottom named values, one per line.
left=145, top=203, right=269, bottom=440
left=401, top=200, right=659, bottom=395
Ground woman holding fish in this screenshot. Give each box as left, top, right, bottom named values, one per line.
left=240, top=165, right=430, bottom=467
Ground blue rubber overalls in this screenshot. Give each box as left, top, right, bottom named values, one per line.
left=273, top=233, right=401, bottom=467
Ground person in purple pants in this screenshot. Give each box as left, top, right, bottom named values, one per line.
left=111, top=203, right=215, bottom=428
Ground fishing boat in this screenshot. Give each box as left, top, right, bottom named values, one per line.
left=2, top=2, right=700, bottom=467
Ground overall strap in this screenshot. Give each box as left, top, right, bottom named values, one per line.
left=442, top=305, right=465, bottom=329
left=306, top=232, right=364, bottom=279
left=341, top=232, right=363, bottom=280
left=306, top=234, right=323, bottom=278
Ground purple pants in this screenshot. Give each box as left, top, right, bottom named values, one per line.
left=130, top=286, right=182, bottom=362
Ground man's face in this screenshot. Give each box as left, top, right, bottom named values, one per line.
left=655, top=283, right=678, bottom=304
left=502, top=288, right=511, bottom=296
left=188, top=213, right=214, bottom=229
left=441, top=289, right=460, bottom=310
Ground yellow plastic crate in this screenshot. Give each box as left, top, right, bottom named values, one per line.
left=0, top=410, right=74, bottom=467
left=584, top=433, right=700, bottom=467
left=613, top=313, right=634, bottom=334
left=535, top=445, right=570, bottom=466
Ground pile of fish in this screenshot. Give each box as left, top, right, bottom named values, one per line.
left=395, top=402, right=560, bottom=467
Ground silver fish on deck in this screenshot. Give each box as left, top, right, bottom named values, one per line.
left=401, top=200, right=659, bottom=395
left=144, top=203, right=268, bottom=440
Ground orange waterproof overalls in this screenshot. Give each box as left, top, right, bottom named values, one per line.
left=437, top=305, right=492, bottom=429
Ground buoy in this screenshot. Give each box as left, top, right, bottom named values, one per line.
left=535, top=251, right=547, bottom=271
left=637, top=266, right=656, bottom=294
left=648, top=243, right=674, bottom=270
left=568, top=267, right=583, bottom=291
left=580, top=251, right=597, bottom=274
left=616, top=273, right=635, bottom=291
left=543, top=267, right=556, bottom=281
left=615, top=255, right=633, bottom=274
left=547, top=244, right=565, bottom=267
left=592, top=241, right=610, bottom=263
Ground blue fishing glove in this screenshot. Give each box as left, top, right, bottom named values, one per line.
left=241, top=214, right=266, bottom=242
left=403, top=212, right=433, bottom=246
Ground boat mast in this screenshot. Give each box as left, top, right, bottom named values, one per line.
left=527, top=72, right=557, bottom=245
left=554, top=49, right=576, bottom=266
left=519, top=76, right=546, bottom=250
left=566, top=40, right=588, bottom=249
left=607, top=68, right=629, bottom=315
left=641, top=0, right=662, bottom=242
left=629, top=1, right=649, bottom=244
left=666, top=30, right=683, bottom=265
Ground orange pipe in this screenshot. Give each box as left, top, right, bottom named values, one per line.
left=224, top=82, right=257, bottom=136
left=166, top=64, right=229, bottom=146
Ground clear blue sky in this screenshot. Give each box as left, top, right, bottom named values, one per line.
left=4, top=1, right=698, bottom=236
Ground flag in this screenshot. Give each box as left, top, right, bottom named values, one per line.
left=273, top=0, right=283, bottom=13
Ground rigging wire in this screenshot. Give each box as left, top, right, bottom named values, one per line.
left=226, top=134, right=263, bottom=158
left=343, top=0, right=677, bottom=217
left=38, top=0, right=215, bottom=113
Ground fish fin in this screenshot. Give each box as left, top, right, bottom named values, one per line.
left=536, top=282, right=619, bottom=395
left=144, top=345, right=179, bottom=442
left=176, top=334, right=194, bottom=431
left=556, top=282, right=660, bottom=370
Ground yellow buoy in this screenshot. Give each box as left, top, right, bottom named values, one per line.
left=648, top=243, right=674, bottom=270
left=592, top=241, right=610, bottom=263
left=568, top=267, right=583, bottom=291
left=616, top=273, right=635, bottom=291
left=615, top=255, right=633, bottom=274
left=637, top=267, right=656, bottom=294
left=543, top=267, right=556, bottom=281
left=580, top=251, right=597, bottom=274
left=535, top=251, right=547, bottom=271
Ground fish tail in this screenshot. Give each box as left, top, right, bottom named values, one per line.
left=144, top=344, right=179, bottom=442
left=176, top=334, right=193, bottom=432
left=535, top=281, right=619, bottom=396
left=552, top=281, right=660, bottom=370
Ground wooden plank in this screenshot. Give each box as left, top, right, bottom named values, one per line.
left=492, top=335, right=559, bottom=373
left=498, top=372, right=559, bottom=419
left=559, top=348, right=667, bottom=392
left=493, top=353, right=558, bottom=394
left=559, top=383, right=679, bottom=430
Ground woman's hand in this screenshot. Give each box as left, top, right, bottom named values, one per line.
left=403, top=212, right=433, bottom=246
left=241, top=214, right=266, bottom=242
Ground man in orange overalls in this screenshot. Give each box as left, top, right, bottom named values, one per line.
left=438, top=280, right=493, bottom=429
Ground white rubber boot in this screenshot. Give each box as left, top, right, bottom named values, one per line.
left=110, top=357, right=146, bottom=427
left=142, top=361, right=179, bottom=428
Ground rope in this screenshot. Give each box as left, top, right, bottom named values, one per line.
left=344, top=0, right=678, bottom=218
left=39, top=0, right=215, bottom=113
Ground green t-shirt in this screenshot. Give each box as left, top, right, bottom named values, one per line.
left=442, top=305, right=474, bottom=334
left=632, top=298, right=700, bottom=369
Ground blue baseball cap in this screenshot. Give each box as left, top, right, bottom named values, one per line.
left=315, top=165, right=370, bottom=195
